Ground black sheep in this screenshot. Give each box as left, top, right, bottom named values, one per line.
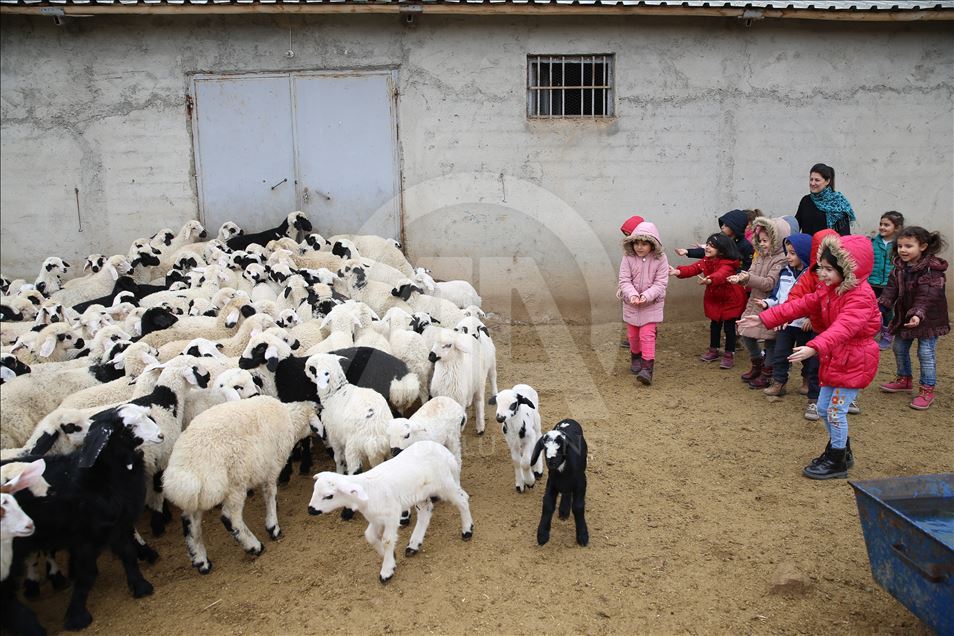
left=530, top=419, right=589, bottom=547
left=1, top=405, right=164, bottom=634
left=225, top=211, right=312, bottom=251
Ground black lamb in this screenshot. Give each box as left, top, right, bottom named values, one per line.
left=530, top=418, right=589, bottom=547
left=225, top=211, right=312, bottom=251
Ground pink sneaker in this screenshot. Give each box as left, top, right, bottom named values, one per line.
left=719, top=352, right=734, bottom=369
left=880, top=376, right=913, bottom=393
left=699, top=348, right=721, bottom=363
left=910, top=385, right=935, bottom=410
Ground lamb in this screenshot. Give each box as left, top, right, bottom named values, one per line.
left=217, top=221, right=243, bottom=242
left=2, top=408, right=92, bottom=460
left=386, top=396, right=466, bottom=463
left=530, top=418, right=589, bottom=547
left=163, top=396, right=318, bottom=574
left=338, top=265, right=413, bottom=317
left=1, top=404, right=164, bottom=634
left=8, top=321, right=87, bottom=366
left=137, top=296, right=256, bottom=349
left=329, top=235, right=414, bottom=277
left=83, top=254, right=107, bottom=275
left=57, top=342, right=160, bottom=410
left=428, top=330, right=491, bottom=434
left=155, top=312, right=274, bottom=362
left=1, top=458, right=45, bottom=580
left=33, top=257, right=71, bottom=296
left=49, top=254, right=133, bottom=307
left=455, top=315, right=499, bottom=400
left=413, top=268, right=482, bottom=309
left=226, top=211, right=312, bottom=251
left=307, top=440, right=473, bottom=583
left=397, top=282, right=465, bottom=326
left=378, top=307, right=432, bottom=404
left=181, top=367, right=262, bottom=427
left=491, top=385, right=543, bottom=493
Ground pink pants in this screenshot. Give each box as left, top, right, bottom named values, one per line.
left=627, top=323, right=657, bottom=360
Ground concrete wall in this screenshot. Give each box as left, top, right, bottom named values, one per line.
left=2, top=14, right=952, bottom=323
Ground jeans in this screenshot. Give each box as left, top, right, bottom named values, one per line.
left=741, top=335, right=776, bottom=366
left=817, top=386, right=859, bottom=450
left=627, top=323, right=657, bottom=360
left=709, top=319, right=738, bottom=351
left=872, top=286, right=892, bottom=326
left=772, top=326, right=817, bottom=397
left=893, top=336, right=938, bottom=387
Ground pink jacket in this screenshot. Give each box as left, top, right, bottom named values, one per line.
left=619, top=221, right=669, bottom=326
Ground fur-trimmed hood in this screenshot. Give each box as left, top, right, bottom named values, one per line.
left=818, top=233, right=874, bottom=295
left=623, top=221, right=664, bottom=257
left=751, top=217, right=792, bottom=256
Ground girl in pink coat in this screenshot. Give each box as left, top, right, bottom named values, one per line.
left=739, top=234, right=880, bottom=480
left=618, top=221, right=670, bottom=386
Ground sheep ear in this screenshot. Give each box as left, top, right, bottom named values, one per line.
left=79, top=424, right=112, bottom=468
left=530, top=436, right=546, bottom=469
left=107, top=263, right=119, bottom=281
left=29, top=431, right=59, bottom=456
left=38, top=336, right=57, bottom=358
left=338, top=482, right=368, bottom=502
left=3, top=459, right=46, bottom=493
left=454, top=336, right=473, bottom=354
left=516, top=394, right=536, bottom=411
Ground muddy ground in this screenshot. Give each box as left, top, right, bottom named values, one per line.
left=18, top=320, right=953, bottom=635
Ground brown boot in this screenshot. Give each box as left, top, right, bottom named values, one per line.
left=637, top=359, right=654, bottom=385
left=748, top=366, right=773, bottom=389
left=763, top=381, right=787, bottom=397
left=798, top=377, right=810, bottom=395
left=741, top=359, right=763, bottom=382
left=630, top=352, right=643, bottom=375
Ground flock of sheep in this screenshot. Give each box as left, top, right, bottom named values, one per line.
left=0, top=211, right=589, bottom=636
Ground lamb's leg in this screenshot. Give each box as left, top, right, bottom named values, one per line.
left=63, top=544, right=100, bottom=630
left=511, top=449, right=526, bottom=493
left=46, top=552, right=70, bottom=590
left=531, top=445, right=544, bottom=480
left=278, top=456, right=294, bottom=484
left=488, top=359, right=499, bottom=397
left=182, top=511, right=212, bottom=574
left=445, top=486, right=474, bottom=539
left=572, top=480, right=589, bottom=547
left=536, top=483, right=557, bottom=546
left=133, top=529, right=159, bottom=564
left=221, top=490, right=264, bottom=556
left=298, top=437, right=313, bottom=475
left=474, top=383, right=486, bottom=436
left=558, top=491, right=572, bottom=520
left=110, top=526, right=154, bottom=598
left=378, top=521, right=400, bottom=583
left=364, top=522, right=386, bottom=558
left=145, top=475, right=167, bottom=537
left=262, top=480, right=282, bottom=540
left=521, top=444, right=536, bottom=489
left=405, top=500, right=434, bottom=556
left=340, top=444, right=362, bottom=521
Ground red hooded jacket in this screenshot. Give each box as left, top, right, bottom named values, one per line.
left=760, top=234, right=880, bottom=389
left=787, top=229, right=839, bottom=332
left=675, top=257, right=747, bottom=321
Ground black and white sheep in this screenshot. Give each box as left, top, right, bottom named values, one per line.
left=225, top=211, right=312, bottom=251
left=491, top=384, right=543, bottom=493
left=530, top=419, right=589, bottom=547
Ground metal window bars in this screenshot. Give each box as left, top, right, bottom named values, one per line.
left=527, top=54, right=614, bottom=119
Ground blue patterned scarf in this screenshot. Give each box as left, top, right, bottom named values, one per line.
left=811, top=186, right=855, bottom=230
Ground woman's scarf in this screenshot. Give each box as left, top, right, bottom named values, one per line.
left=810, top=186, right=855, bottom=230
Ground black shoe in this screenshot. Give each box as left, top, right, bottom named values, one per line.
left=630, top=352, right=643, bottom=375
left=845, top=437, right=855, bottom=469
left=803, top=447, right=848, bottom=480
left=809, top=441, right=832, bottom=466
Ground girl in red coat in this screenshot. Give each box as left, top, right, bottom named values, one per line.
left=877, top=227, right=949, bottom=410
left=739, top=234, right=880, bottom=480
left=669, top=233, right=748, bottom=369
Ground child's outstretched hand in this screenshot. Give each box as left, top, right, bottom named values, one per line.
left=727, top=274, right=742, bottom=285
left=696, top=274, right=712, bottom=286
left=755, top=299, right=768, bottom=309
left=669, top=266, right=680, bottom=277
left=675, top=248, right=688, bottom=257
left=737, top=314, right=762, bottom=331
left=789, top=346, right=817, bottom=362
left=904, top=315, right=921, bottom=328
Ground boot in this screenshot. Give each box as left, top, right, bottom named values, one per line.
left=808, top=440, right=854, bottom=468
left=630, top=352, right=643, bottom=375
left=910, top=385, right=935, bottom=410
left=719, top=351, right=734, bottom=369
left=741, top=359, right=763, bottom=382
left=763, top=381, right=787, bottom=397
left=798, top=377, right=810, bottom=395
left=803, top=446, right=848, bottom=480
left=748, top=366, right=772, bottom=390
left=637, top=359, right=654, bottom=386
left=699, top=347, right=720, bottom=363
left=880, top=376, right=913, bottom=393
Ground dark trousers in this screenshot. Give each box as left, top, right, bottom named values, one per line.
left=772, top=325, right=819, bottom=399
left=709, top=319, right=738, bottom=351
left=871, top=285, right=892, bottom=326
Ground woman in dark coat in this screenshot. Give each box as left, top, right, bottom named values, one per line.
left=796, top=163, right=855, bottom=236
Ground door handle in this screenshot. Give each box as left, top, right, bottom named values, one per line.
left=270, top=177, right=288, bottom=190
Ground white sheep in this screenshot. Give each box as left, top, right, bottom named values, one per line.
left=163, top=396, right=318, bottom=573
left=337, top=266, right=412, bottom=317
left=379, top=307, right=432, bottom=404
left=8, top=321, right=87, bottom=366
left=0, top=408, right=92, bottom=460
left=307, top=440, right=473, bottom=583
left=328, top=235, right=414, bottom=278
left=428, top=330, right=491, bottom=435
left=57, top=341, right=160, bottom=410
left=34, top=257, right=71, bottom=296
left=454, top=315, right=499, bottom=401
left=181, top=367, right=262, bottom=427
left=491, top=384, right=544, bottom=493
left=49, top=255, right=133, bottom=307
left=386, top=396, right=466, bottom=463
left=413, top=268, right=482, bottom=310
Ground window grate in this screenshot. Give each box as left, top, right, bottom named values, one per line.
left=527, top=54, right=614, bottom=119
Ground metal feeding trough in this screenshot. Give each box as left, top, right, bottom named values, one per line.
left=850, top=473, right=954, bottom=635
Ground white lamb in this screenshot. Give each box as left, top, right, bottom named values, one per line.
left=163, top=396, right=318, bottom=574
left=413, top=269, right=482, bottom=310
left=428, top=330, right=491, bottom=435
left=181, top=367, right=262, bottom=427
left=491, top=384, right=544, bottom=493
left=307, top=440, right=473, bottom=583
left=34, top=257, right=71, bottom=296
left=49, top=255, right=133, bottom=307
left=386, top=396, right=466, bottom=463
left=454, top=315, right=499, bottom=401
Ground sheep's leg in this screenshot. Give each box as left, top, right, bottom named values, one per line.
left=378, top=521, right=400, bottom=583
left=488, top=359, right=499, bottom=397
left=520, top=445, right=536, bottom=489
left=339, top=444, right=363, bottom=521
left=221, top=490, right=264, bottom=556
left=278, top=456, right=294, bottom=484
left=445, top=486, right=474, bottom=539
left=145, top=474, right=167, bottom=537
left=110, top=526, right=154, bottom=598
left=297, top=437, right=313, bottom=475
left=23, top=553, right=41, bottom=598
left=133, top=529, right=159, bottom=563
left=511, top=449, right=526, bottom=493
left=182, top=511, right=212, bottom=574
left=475, top=381, right=486, bottom=435
left=46, top=552, right=70, bottom=590
left=364, top=523, right=386, bottom=558
left=531, top=444, right=544, bottom=480
left=558, top=491, right=572, bottom=520
left=63, top=544, right=100, bottom=630
left=536, top=483, right=557, bottom=546
left=572, top=480, right=589, bottom=547
left=405, top=501, right=433, bottom=556
left=262, top=480, right=282, bottom=540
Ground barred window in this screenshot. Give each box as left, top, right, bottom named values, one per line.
left=527, top=54, right=614, bottom=119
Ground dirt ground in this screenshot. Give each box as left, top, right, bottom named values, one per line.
left=19, top=320, right=953, bottom=635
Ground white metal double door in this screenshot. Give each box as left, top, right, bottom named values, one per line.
left=193, top=71, right=400, bottom=241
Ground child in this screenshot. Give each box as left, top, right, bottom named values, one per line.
left=739, top=234, right=880, bottom=479
left=869, top=211, right=905, bottom=350
left=730, top=217, right=791, bottom=389
left=669, top=233, right=747, bottom=369
left=618, top=215, right=645, bottom=349
left=877, top=226, right=949, bottom=410
left=618, top=221, right=669, bottom=385
left=759, top=233, right=812, bottom=397
left=676, top=209, right=755, bottom=271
